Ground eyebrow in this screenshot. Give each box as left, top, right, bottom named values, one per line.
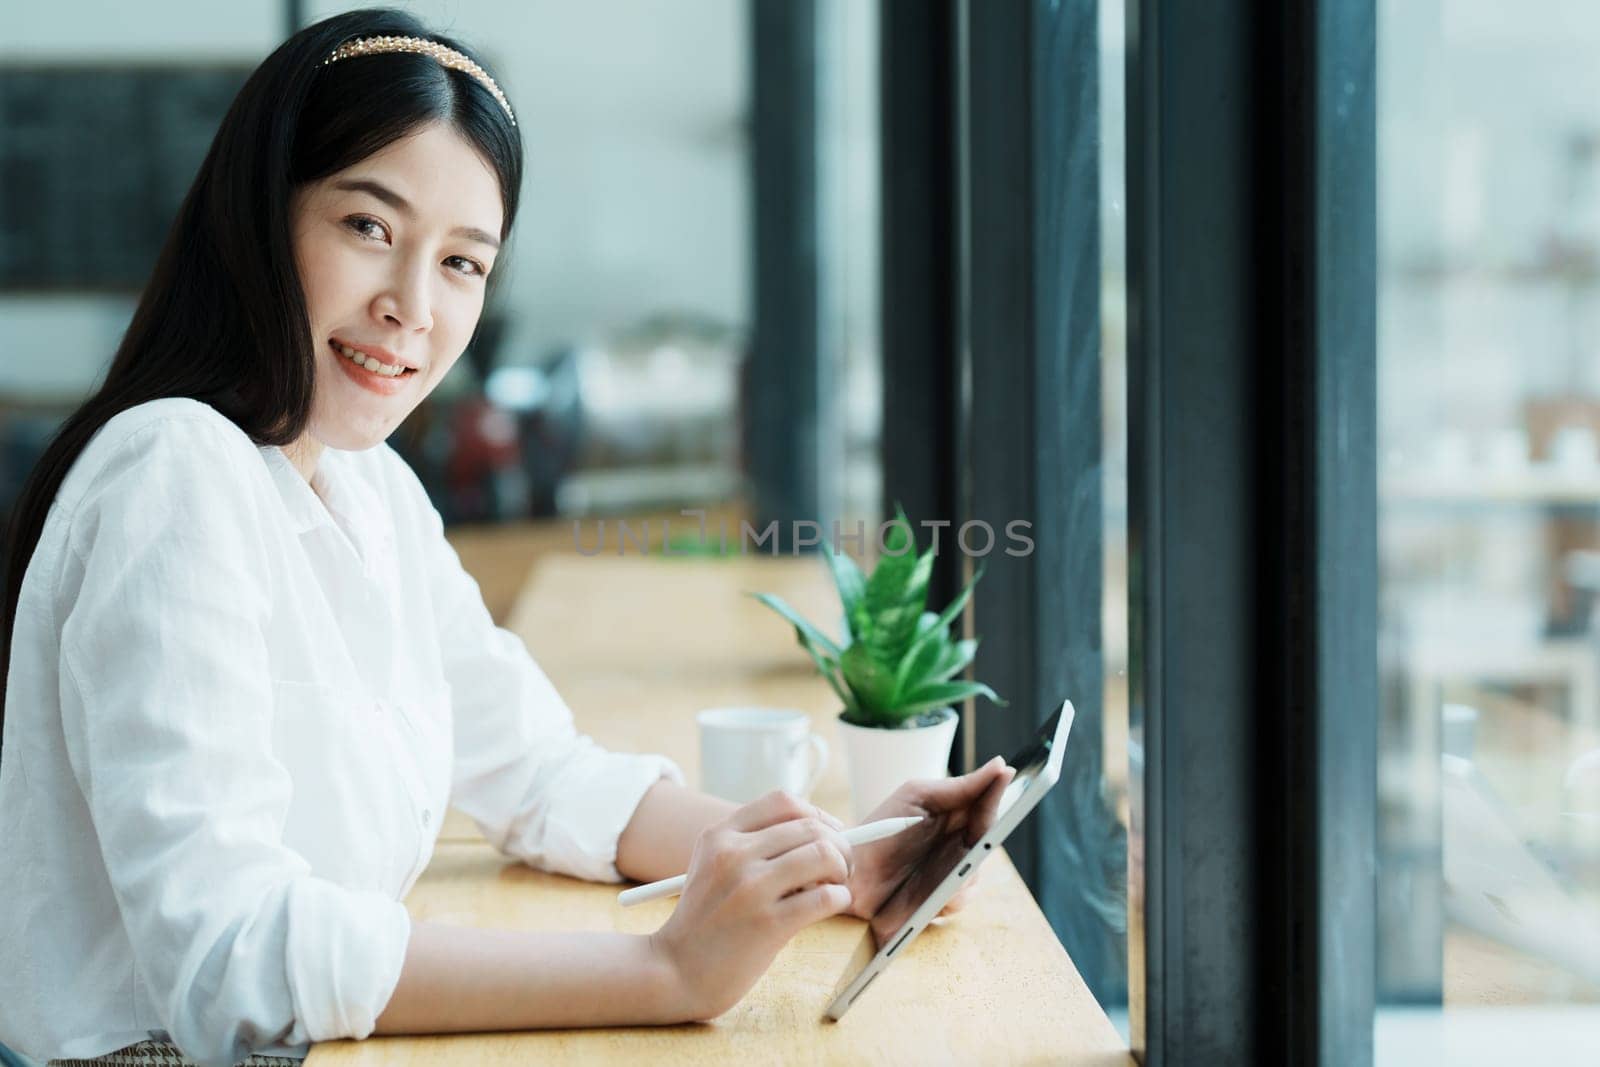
left=331, top=177, right=502, bottom=251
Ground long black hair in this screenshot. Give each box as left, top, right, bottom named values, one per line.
left=0, top=8, right=524, bottom=767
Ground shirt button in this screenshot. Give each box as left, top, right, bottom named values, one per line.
left=422, top=808, right=432, bottom=827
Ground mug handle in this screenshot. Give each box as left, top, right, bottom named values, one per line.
left=800, top=733, right=829, bottom=798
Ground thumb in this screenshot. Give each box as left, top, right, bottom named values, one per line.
left=920, top=756, right=1012, bottom=811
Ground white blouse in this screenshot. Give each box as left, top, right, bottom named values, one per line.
left=0, top=398, right=682, bottom=1067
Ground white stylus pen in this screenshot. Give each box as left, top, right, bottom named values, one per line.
left=617, top=815, right=926, bottom=907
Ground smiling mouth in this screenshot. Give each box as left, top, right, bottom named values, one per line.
left=329, top=339, right=418, bottom=378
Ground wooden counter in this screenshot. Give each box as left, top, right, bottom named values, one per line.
left=308, top=551, right=1129, bottom=1065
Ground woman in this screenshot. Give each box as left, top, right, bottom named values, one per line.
left=0, top=10, right=1014, bottom=1067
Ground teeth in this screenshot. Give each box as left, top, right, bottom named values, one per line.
left=333, top=341, right=408, bottom=378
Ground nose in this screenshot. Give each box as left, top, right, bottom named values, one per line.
left=371, top=260, right=434, bottom=334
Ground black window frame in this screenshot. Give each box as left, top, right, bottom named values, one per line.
left=1126, top=0, right=1378, bottom=1063
left=828, top=0, right=1380, bottom=1060
left=882, top=0, right=1129, bottom=1009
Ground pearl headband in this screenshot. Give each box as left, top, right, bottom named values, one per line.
left=321, top=35, right=517, bottom=127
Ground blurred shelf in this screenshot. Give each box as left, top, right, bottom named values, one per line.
left=1390, top=261, right=1600, bottom=286
left=555, top=463, right=742, bottom=516
left=1383, top=468, right=1600, bottom=506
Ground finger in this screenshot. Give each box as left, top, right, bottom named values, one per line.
left=913, top=756, right=1012, bottom=814
left=938, top=883, right=976, bottom=916
left=748, top=817, right=854, bottom=870
left=727, top=789, right=827, bottom=833
left=968, top=860, right=986, bottom=890
left=963, top=767, right=1013, bottom=846
left=776, top=881, right=853, bottom=928
left=762, top=835, right=851, bottom=896
left=938, top=863, right=985, bottom=915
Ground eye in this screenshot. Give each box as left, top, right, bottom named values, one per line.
left=344, top=214, right=389, bottom=242
left=445, top=255, right=488, bottom=279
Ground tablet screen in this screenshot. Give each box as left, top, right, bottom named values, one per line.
left=861, top=707, right=1063, bottom=951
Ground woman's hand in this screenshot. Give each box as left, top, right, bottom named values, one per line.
left=843, top=756, right=1016, bottom=923
left=648, top=790, right=856, bottom=1021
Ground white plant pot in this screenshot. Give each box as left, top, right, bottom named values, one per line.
left=835, top=707, right=958, bottom=822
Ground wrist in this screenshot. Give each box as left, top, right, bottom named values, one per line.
left=641, top=929, right=700, bottom=1023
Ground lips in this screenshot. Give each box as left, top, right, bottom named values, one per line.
left=330, top=337, right=420, bottom=374
left=331, top=341, right=414, bottom=395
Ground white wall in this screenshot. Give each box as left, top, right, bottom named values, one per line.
left=8, top=0, right=281, bottom=57
left=1, top=0, right=749, bottom=394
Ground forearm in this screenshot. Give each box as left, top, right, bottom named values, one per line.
left=374, top=919, right=687, bottom=1032
left=614, top=778, right=737, bottom=883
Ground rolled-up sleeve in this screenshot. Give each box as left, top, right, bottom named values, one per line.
left=403, top=464, right=682, bottom=883
left=57, top=419, right=411, bottom=1067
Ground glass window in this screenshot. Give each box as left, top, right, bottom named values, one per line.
left=1100, top=0, right=1133, bottom=1042
left=1378, top=1, right=1600, bottom=1057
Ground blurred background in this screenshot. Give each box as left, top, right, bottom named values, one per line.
left=0, top=0, right=882, bottom=540
left=1375, top=0, right=1600, bottom=1048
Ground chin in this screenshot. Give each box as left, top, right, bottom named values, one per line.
left=335, top=431, right=393, bottom=452
left=315, top=419, right=399, bottom=453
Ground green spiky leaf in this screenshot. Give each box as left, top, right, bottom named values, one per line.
left=863, top=509, right=921, bottom=617
left=898, top=562, right=985, bottom=668
left=822, top=542, right=868, bottom=638
left=749, top=510, right=1004, bottom=725
left=796, top=632, right=857, bottom=714
left=861, top=542, right=934, bottom=664
left=930, top=637, right=978, bottom=683
left=892, top=616, right=952, bottom=698
left=748, top=592, right=843, bottom=658
left=894, top=679, right=1008, bottom=719
left=841, top=642, right=900, bottom=714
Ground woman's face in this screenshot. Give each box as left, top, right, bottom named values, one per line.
left=289, top=121, right=504, bottom=456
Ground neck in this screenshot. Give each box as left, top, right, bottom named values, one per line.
left=282, top=434, right=324, bottom=485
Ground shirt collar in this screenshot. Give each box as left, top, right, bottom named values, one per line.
left=259, top=443, right=396, bottom=578
left=259, top=444, right=327, bottom=537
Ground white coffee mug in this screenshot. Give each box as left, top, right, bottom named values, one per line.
left=697, top=707, right=830, bottom=804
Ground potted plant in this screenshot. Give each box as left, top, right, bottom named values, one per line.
left=751, top=509, right=1006, bottom=819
